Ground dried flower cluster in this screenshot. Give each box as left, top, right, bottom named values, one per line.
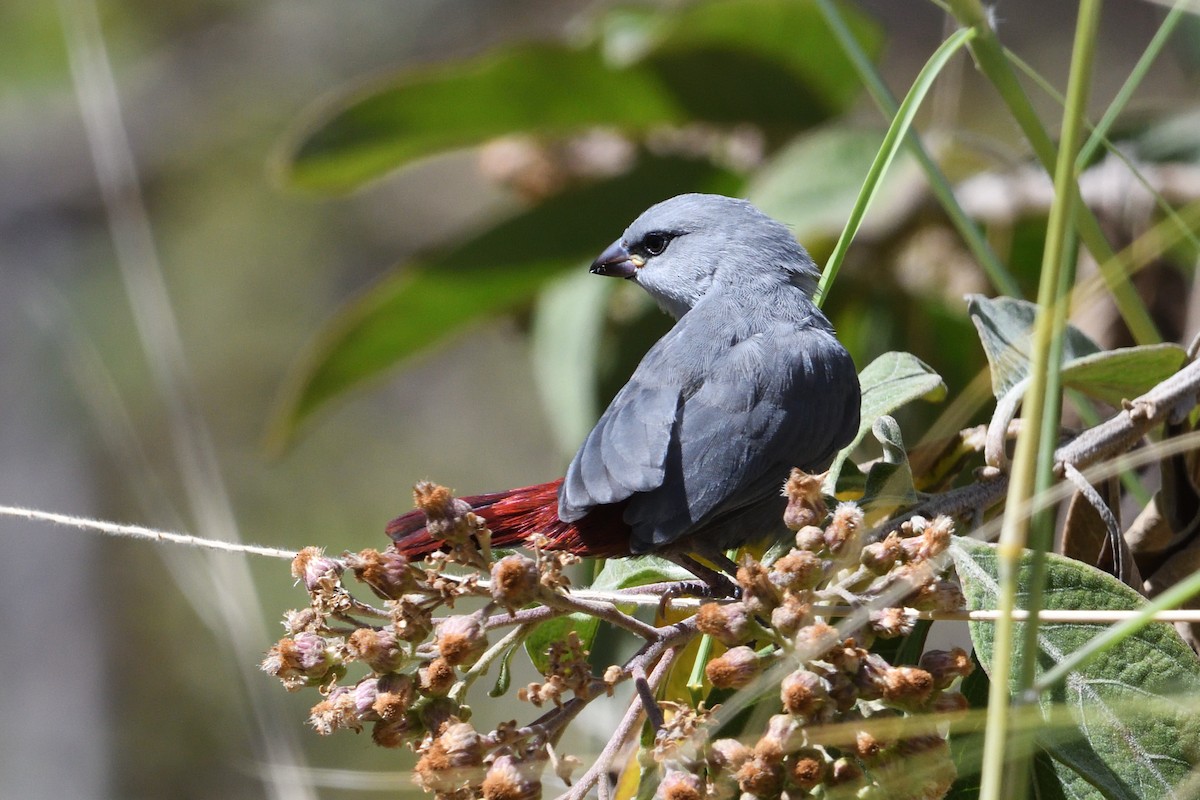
left=263, top=471, right=970, bottom=800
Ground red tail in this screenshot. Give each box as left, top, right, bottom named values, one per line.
left=386, top=479, right=632, bottom=559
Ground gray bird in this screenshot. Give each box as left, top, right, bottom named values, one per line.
left=388, top=194, right=861, bottom=579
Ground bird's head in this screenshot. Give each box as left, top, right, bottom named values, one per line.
left=590, top=193, right=819, bottom=319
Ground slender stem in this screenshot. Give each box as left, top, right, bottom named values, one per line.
left=545, top=592, right=661, bottom=641
left=816, top=26, right=977, bottom=306
left=814, top=0, right=1019, bottom=297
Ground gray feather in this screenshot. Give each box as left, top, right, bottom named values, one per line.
left=557, top=193, right=861, bottom=553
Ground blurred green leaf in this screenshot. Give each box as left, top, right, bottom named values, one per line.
left=828, top=351, right=946, bottom=489
left=951, top=536, right=1200, bottom=800
left=968, top=294, right=1186, bottom=404
left=747, top=124, right=921, bottom=242
left=531, top=271, right=614, bottom=460
left=524, top=555, right=690, bottom=674
left=268, top=155, right=738, bottom=448
left=281, top=0, right=878, bottom=192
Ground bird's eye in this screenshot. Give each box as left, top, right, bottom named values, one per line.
left=641, top=232, right=670, bottom=257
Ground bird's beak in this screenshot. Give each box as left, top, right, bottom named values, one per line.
left=590, top=239, right=641, bottom=278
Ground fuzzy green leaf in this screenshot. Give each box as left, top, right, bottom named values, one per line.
left=827, top=351, right=945, bottom=490
left=950, top=536, right=1200, bottom=799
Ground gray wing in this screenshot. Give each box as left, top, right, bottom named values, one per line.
left=622, top=322, right=859, bottom=551
left=557, top=331, right=687, bottom=521
left=559, top=312, right=860, bottom=552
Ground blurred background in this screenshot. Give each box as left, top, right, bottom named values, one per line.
left=2, top=0, right=1198, bottom=798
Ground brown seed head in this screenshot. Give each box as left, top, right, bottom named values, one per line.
left=347, top=627, right=406, bottom=673
left=736, top=754, right=783, bottom=796
left=308, top=686, right=361, bottom=735
left=373, top=672, right=417, bottom=720
left=824, top=502, right=865, bottom=557
left=793, top=621, right=840, bottom=660
left=783, top=468, right=828, bottom=531
left=420, top=657, right=458, bottom=697
left=770, top=593, right=813, bottom=637
left=789, top=749, right=827, bottom=790
left=861, top=532, right=906, bottom=574
left=709, top=738, right=752, bottom=774
left=481, top=755, right=541, bottom=800
left=769, top=550, right=823, bottom=592
left=919, top=647, right=974, bottom=689
left=657, top=770, right=703, bottom=800
left=869, top=607, right=915, bottom=639
left=880, top=666, right=935, bottom=710
left=794, top=525, right=826, bottom=552
left=344, top=547, right=415, bottom=600
left=737, top=558, right=781, bottom=614
left=371, top=712, right=420, bottom=748
left=436, top=614, right=489, bottom=666
left=291, top=546, right=344, bottom=592
left=490, top=554, right=541, bottom=609
left=696, top=601, right=753, bottom=646
left=781, top=669, right=829, bottom=719
left=705, top=645, right=761, bottom=689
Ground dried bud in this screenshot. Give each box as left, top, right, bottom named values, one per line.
left=709, top=738, right=752, bottom=774
left=482, top=755, right=542, bottom=800
left=436, top=614, right=489, bottom=666
left=789, top=748, right=827, bottom=790
left=783, top=468, right=828, bottom=531
left=909, top=579, right=966, bottom=612
left=420, top=656, right=458, bottom=697
left=769, top=550, right=824, bottom=591
left=737, top=559, right=781, bottom=613
left=854, top=729, right=885, bottom=761
left=308, top=686, right=361, bottom=734
left=736, top=754, right=783, bottom=796
left=372, top=712, right=420, bottom=748
left=706, top=646, right=761, bottom=689
left=756, top=714, right=803, bottom=760
left=793, top=621, right=840, bottom=660
left=352, top=677, right=381, bottom=720
left=439, top=721, right=484, bottom=767
left=861, top=532, right=906, bottom=574
left=262, top=633, right=343, bottom=691
left=413, top=481, right=486, bottom=556
left=391, top=599, right=433, bottom=642
left=344, top=547, right=414, bottom=600
left=491, top=554, right=541, bottom=609
left=919, top=647, right=974, bottom=689
left=770, top=594, right=812, bottom=637
left=657, top=770, right=703, bottom=800
left=902, top=514, right=954, bottom=561
left=347, top=627, right=406, bottom=673
left=373, top=672, right=417, bottom=720
left=931, top=690, right=970, bottom=716
left=282, top=607, right=320, bottom=634
left=829, top=756, right=862, bottom=786
left=824, top=502, right=865, bottom=557
left=794, top=525, right=826, bottom=552
left=696, top=601, right=753, bottom=646
left=781, top=670, right=829, bottom=720
left=291, top=547, right=343, bottom=592
left=868, top=607, right=915, bottom=639
left=880, top=666, right=935, bottom=710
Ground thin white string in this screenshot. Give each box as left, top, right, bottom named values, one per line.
left=0, top=504, right=297, bottom=560
left=7, top=503, right=1200, bottom=623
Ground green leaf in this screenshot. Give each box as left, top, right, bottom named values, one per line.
left=966, top=294, right=1100, bottom=398
left=827, top=351, right=946, bottom=490
left=280, top=0, right=878, bottom=192
left=268, top=155, right=738, bottom=447
left=488, top=638, right=520, bottom=698
left=281, top=46, right=683, bottom=192
left=950, top=536, right=1200, bottom=799
left=968, top=294, right=1186, bottom=404
left=748, top=124, right=922, bottom=242
left=860, top=415, right=918, bottom=513
left=1059, top=344, right=1187, bottom=407
left=530, top=270, right=613, bottom=460
left=524, top=556, right=691, bottom=675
